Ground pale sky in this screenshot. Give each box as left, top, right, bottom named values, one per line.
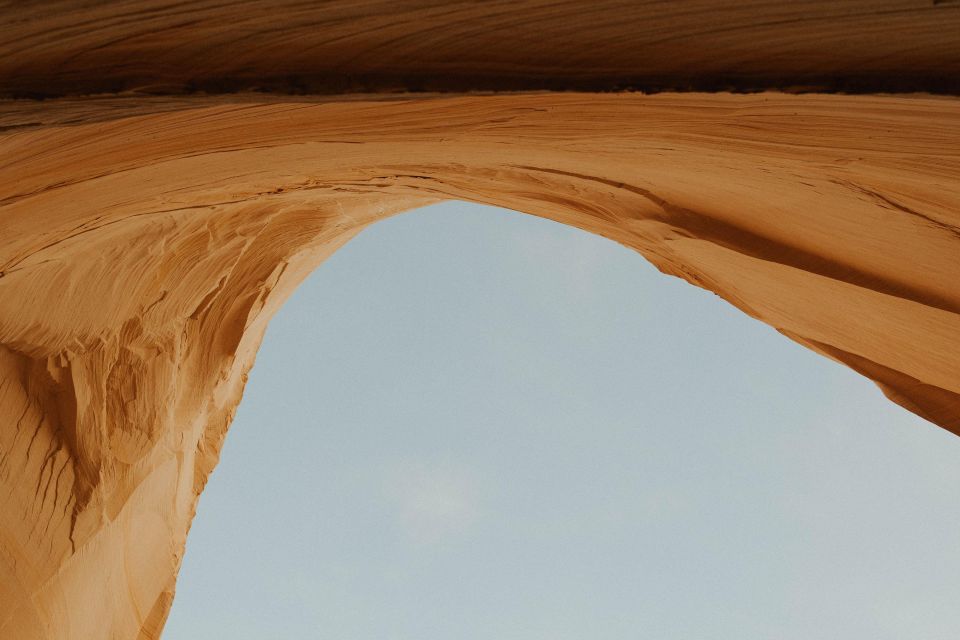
left=165, top=201, right=960, bottom=639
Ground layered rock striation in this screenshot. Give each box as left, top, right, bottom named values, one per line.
left=0, top=2, right=959, bottom=639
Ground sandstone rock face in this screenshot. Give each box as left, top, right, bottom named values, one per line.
left=3, top=0, right=959, bottom=96
left=0, top=3, right=959, bottom=640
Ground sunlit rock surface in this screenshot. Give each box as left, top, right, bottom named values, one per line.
left=1, top=2, right=959, bottom=639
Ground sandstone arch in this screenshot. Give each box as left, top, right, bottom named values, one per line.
left=1, top=3, right=960, bottom=639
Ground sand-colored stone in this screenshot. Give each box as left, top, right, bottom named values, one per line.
left=1, top=3, right=959, bottom=639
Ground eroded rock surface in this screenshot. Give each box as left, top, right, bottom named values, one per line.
left=1, top=3, right=959, bottom=639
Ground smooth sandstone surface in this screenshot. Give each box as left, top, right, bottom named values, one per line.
left=2, top=0, right=960, bottom=96
left=1, top=2, right=959, bottom=640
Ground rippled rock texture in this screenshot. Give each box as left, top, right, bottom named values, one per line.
left=1, top=2, right=959, bottom=639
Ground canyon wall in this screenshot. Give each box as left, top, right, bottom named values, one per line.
left=1, top=3, right=959, bottom=639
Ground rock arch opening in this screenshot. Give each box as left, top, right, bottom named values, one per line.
left=164, top=201, right=960, bottom=638
left=1, top=92, right=958, bottom=639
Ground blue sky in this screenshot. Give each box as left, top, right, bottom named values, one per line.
left=165, top=201, right=960, bottom=639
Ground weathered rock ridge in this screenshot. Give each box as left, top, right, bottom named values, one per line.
left=1, top=3, right=959, bottom=639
